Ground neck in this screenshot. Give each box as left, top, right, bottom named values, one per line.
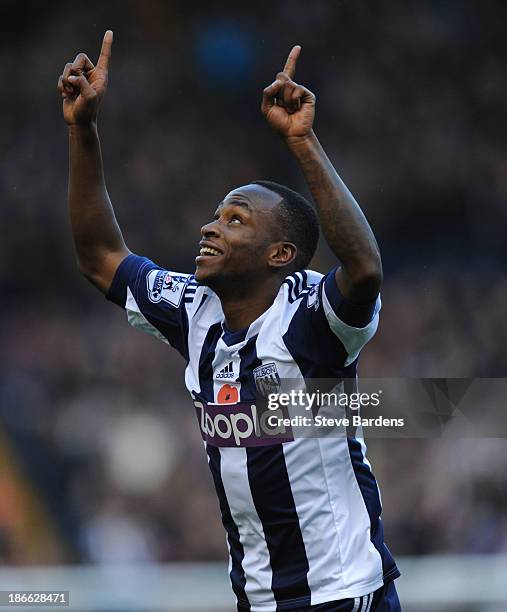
left=216, top=276, right=283, bottom=331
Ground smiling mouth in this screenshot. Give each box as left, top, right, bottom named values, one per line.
left=199, top=246, right=222, bottom=257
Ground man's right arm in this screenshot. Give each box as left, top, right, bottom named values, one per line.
left=58, top=31, right=129, bottom=293
left=68, top=121, right=129, bottom=292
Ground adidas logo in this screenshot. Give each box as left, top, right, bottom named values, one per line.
left=216, top=362, right=235, bottom=380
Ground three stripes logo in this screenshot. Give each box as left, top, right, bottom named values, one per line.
left=216, top=361, right=235, bottom=380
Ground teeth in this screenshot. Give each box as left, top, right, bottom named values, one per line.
left=200, top=247, right=221, bottom=256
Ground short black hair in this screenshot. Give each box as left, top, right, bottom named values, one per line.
left=251, top=180, right=319, bottom=271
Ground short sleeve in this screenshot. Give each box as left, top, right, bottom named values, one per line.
left=282, top=269, right=381, bottom=376
left=320, top=268, right=381, bottom=364
left=106, top=253, right=198, bottom=359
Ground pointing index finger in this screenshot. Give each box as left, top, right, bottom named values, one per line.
left=97, top=30, right=113, bottom=70
left=282, top=45, right=301, bottom=79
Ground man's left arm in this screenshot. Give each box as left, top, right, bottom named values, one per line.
left=262, top=46, right=382, bottom=303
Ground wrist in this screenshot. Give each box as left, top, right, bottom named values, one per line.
left=68, top=121, right=98, bottom=136
left=284, top=130, right=318, bottom=156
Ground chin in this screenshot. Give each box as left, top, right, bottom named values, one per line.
left=194, top=266, right=217, bottom=286
left=194, top=271, right=205, bottom=285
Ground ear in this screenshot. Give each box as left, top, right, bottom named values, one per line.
left=267, top=242, right=297, bottom=269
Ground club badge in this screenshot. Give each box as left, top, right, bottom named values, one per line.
left=253, top=362, right=281, bottom=397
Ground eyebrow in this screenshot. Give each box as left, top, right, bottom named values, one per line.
left=217, top=200, right=252, bottom=212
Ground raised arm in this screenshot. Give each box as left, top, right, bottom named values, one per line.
left=261, top=46, right=382, bottom=303
left=58, top=31, right=129, bottom=293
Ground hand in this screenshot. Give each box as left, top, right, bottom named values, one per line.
left=261, top=46, right=316, bottom=140
left=58, top=30, right=113, bottom=126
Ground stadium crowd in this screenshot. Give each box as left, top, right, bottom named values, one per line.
left=1, top=0, right=506, bottom=565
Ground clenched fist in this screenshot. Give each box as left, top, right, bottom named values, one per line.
left=57, top=30, right=113, bottom=126
left=261, top=46, right=316, bottom=140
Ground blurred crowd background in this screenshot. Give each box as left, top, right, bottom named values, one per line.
left=1, top=0, right=506, bottom=569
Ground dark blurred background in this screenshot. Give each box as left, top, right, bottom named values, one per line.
left=0, top=0, right=506, bottom=570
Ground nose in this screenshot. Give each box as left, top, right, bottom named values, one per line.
left=200, top=220, right=221, bottom=239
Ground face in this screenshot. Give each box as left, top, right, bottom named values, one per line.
left=195, top=184, right=294, bottom=290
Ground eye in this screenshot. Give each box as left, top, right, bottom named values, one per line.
left=229, top=215, right=243, bottom=224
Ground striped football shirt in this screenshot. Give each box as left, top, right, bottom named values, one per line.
left=107, top=253, right=399, bottom=611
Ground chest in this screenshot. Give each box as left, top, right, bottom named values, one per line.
left=185, top=320, right=300, bottom=404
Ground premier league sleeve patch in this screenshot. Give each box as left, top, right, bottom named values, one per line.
left=307, top=284, right=320, bottom=311
left=146, top=269, right=189, bottom=307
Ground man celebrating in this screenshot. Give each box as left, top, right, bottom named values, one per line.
left=58, top=31, right=401, bottom=612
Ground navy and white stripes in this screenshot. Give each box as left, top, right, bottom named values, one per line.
left=352, top=593, right=373, bottom=612
left=107, top=253, right=399, bottom=611
left=283, top=270, right=310, bottom=303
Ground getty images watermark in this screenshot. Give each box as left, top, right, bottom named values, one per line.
left=194, top=379, right=507, bottom=447
left=265, top=388, right=404, bottom=429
